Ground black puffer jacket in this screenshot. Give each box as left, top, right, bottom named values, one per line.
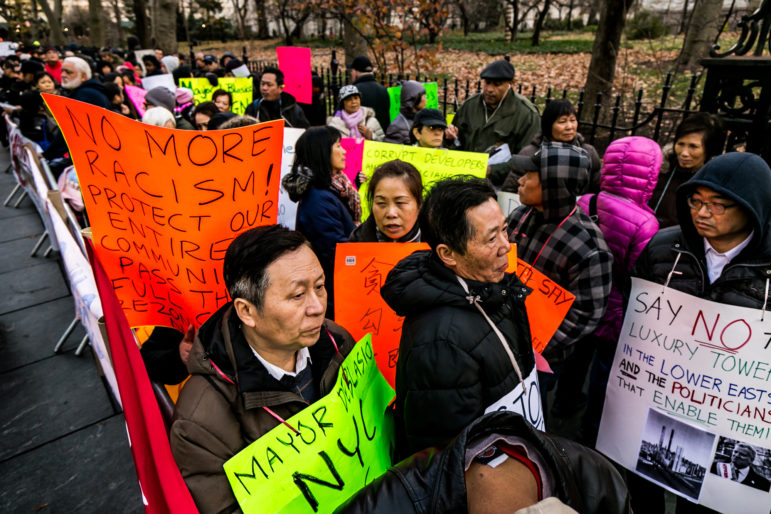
left=381, top=250, right=538, bottom=458
left=336, top=411, right=631, bottom=514
left=634, top=152, right=771, bottom=309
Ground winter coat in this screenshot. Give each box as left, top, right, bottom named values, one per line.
left=384, top=81, right=425, bottom=145
left=381, top=250, right=539, bottom=458
left=326, top=106, right=385, bottom=141
left=634, top=152, right=771, bottom=310
left=244, top=91, right=309, bottom=128
left=576, top=136, right=661, bottom=344
left=170, top=303, right=355, bottom=514
left=451, top=88, right=540, bottom=186
left=336, top=411, right=631, bottom=514
left=508, top=141, right=612, bottom=361
left=501, top=132, right=602, bottom=194
left=353, top=73, right=391, bottom=131
left=65, top=78, right=111, bottom=109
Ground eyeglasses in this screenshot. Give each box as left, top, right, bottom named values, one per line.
left=687, top=197, right=737, bottom=215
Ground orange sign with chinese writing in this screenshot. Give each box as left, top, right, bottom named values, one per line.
left=44, top=94, right=284, bottom=331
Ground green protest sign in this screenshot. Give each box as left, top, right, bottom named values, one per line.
left=387, top=82, right=439, bottom=122
left=223, top=334, right=395, bottom=514
left=179, top=77, right=253, bottom=115
left=359, top=141, right=488, bottom=220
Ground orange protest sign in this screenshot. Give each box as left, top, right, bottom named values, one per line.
left=515, top=259, right=574, bottom=353
left=334, top=243, right=519, bottom=387
left=43, top=94, right=284, bottom=331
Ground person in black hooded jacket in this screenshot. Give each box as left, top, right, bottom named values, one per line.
left=381, top=176, right=541, bottom=459
left=635, top=151, right=771, bottom=312
left=336, top=411, right=631, bottom=514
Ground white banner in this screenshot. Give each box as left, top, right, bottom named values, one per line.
left=48, top=199, right=121, bottom=406
left=485, top=365, right=544, bottom=430
left=277, top=127, right=304, bottom=229
left=597, top=278, right=771, bottom=513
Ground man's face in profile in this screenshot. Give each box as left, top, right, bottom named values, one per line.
left=450, top=198, right=511, bottom=284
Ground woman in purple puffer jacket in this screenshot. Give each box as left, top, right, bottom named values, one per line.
left=576, top=136, right=662, bottom=443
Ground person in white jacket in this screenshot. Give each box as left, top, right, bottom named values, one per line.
left=327, top=85, right=385, bottom=141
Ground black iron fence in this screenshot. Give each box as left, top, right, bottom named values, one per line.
left=243, top=51, right=704, bottom=156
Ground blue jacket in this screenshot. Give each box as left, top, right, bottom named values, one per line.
left=296, top=187, right=355, bottom=317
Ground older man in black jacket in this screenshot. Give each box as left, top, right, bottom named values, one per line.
left=381, top=176, right=540, bottom=459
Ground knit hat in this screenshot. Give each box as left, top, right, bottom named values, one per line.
left=144, top=86, right=176, bottom=113
left=175, top=87, right=194, bottom=105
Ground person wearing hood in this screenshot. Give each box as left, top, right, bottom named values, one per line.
left=381, top=176, right=540, bottom=459
left=160, top=54, right=179, bottom=75
left=170, top=225, right=355, bottom=514
left=244, top=66, right=309, bottom=128
left=575, top=136, right=662, bottom=443
left=327, top=84, right=385, bottom=141
left=337, top=411, right=631, bottom=514
left=445, top=59, right=540, bottom=187
left=507, top=142, right=612, bottom=422
left=384, top=80, right=425, bottom=145
left=630, top=151, right=771, bottom=514
left=501, top=99, right=601, bottom=194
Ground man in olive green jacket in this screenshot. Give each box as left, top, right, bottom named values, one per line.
left=446, top=59, right=540, bottom=187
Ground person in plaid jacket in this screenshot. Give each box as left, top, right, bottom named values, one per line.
left=507, top=141, right=613, bottom=423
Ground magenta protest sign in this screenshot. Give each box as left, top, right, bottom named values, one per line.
left=124, top=85, right=147, bottom=117
left=340, top=137, right=364, bottom=187
left=276, top=47, right=312, bottom=104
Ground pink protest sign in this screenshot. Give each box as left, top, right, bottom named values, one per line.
left=124, top=85, right=147, bottom=117
left=276, top=47, right=312, bottom=104
left=341, top=137, right=364, bottom=187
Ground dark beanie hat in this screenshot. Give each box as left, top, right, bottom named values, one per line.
left=144, top=86, right=176, bottom=113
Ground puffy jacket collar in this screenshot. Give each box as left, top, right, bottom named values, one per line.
left=676, top=152, right=771, bottom=254
left=189, top=302, right=345, bottom=409
left=600, top=136, right=662, bottom=206
left=538, top=141, right=589, bottom=221
left=74, top=78, right=107, bottom=94
left=381, top=250, right=529, bottom=317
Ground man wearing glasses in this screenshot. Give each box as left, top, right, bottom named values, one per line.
left=634, top=151, right=771, bottom=311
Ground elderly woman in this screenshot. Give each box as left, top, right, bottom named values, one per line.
left=349, top=160, right=423, bottom=242
left=502, top=99, right=601, bottom=194
left=142, top=107, right=176, bottom=128
left=327, top=85, right=384, bottom=141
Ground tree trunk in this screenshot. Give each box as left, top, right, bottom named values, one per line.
left=679, top=0, right=690, bottom=34
left=531, top=0, right=552, bottom=46
left=582, top=0, right=634, bottom=121
left=586, top=0, right=599, bottom=25
left=510, top=1, right=518, bottom=41
left=155, top=0, right=178, bottom=53
left=38, top=0, right=65, bottom=45
left=133, top=0, right=151, bottom=47
left=89, top=0, right=104, bottom=46
left=567, top=0, right=574, bottom=30
left=342, top=15, right=368, bottom=67
left=253, top=0, right=269, bottom=39
left=113, top=0, right=125, bottom=45
left=677, top=0, right=723, bottom=70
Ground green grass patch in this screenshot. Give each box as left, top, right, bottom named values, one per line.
left=439, top=30, right=594, bottom=55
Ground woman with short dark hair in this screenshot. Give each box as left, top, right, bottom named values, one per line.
left=211, top=89, right=232, bottom=112
left=349, top=160, right=423, bottom=242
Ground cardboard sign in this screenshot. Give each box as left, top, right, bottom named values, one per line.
left=277, top=127, right=305, bottom=229
left=597, top=278, right=771, bottom=513
left=124, top=85, right=147, bottom=117
left=387, top=82, right=439, bottom=122
left=224, top=334, right=395, bottom=514
left=340, top=137, right=364, bottom=187
left=358, top=141, right=487, bottom=220
left=515, top=259, right=574, bottom=353
left=335, top=244, right=521, bottom=387
left=43, top=94, right=284, bottom=331
left=276, top=46, right=312, bottom=104
left=179, top=77, right=253, bottom=115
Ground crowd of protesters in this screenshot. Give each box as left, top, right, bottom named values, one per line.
left=3, top=40, right=771, bottom=514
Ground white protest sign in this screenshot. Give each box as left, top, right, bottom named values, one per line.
left=485, top=366, right=544, bottom=430
left=277, top=127, right=304, bottom=229
left=0, top=42, right=17, bottom=56
left=597, top=278, right=771, bottom=513
left=141, top=73, right=176, bottom=93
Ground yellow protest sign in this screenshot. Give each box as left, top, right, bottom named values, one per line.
left=358, top=141, right=488, bottom=220
left=179, top=77, right=253, bottom=114
left=224, top=334, right=395, bottom=514
left=43, top=94, right=283, bottom=331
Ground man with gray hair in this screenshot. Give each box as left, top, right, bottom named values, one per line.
left=60, top=56, right=110, bottom=108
